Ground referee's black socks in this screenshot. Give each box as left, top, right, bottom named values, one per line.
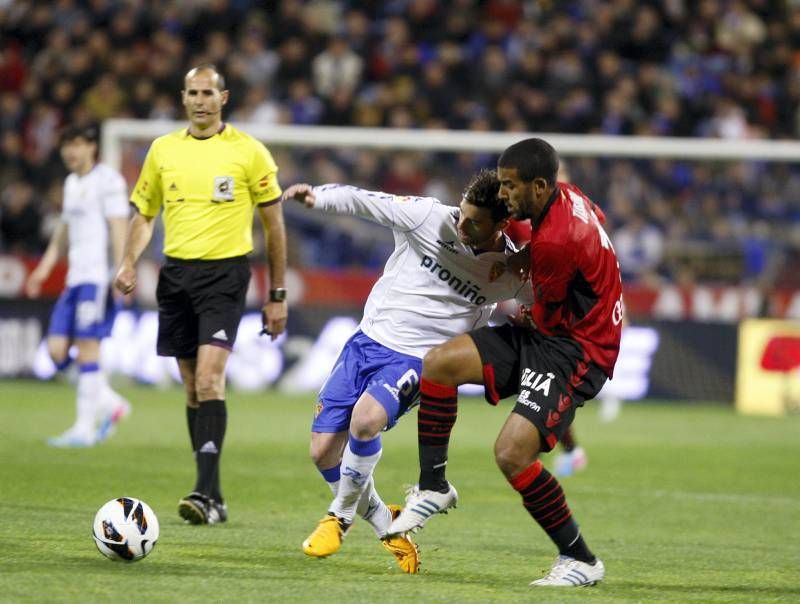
left=186, top=406, right=198, bottom=451
left=193, top=399, right=227, bottom=502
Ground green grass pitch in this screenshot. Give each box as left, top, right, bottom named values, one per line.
left=1, top=379, right=798, bottom=603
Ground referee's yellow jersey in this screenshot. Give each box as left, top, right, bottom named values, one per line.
left=131, top=124, right=282, bottom=260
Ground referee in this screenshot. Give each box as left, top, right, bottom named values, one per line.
left=115, top=64, right=288, bottom=525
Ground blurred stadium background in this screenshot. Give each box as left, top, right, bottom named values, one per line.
left=2, top=1, right=800, bottom=601
left=1, top=0, right=799, bottom=413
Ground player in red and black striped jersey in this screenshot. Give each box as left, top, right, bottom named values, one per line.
left=389, top=138, right=623, bottom=587
left=503, top=158, right=599, bottom=477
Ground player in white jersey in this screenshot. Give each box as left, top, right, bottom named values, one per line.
left=25, top=124, right=131, bottom=447
left=282, top=170, right=532, bottom=573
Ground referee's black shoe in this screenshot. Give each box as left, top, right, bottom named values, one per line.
left=178, top=492, right=228, bottom=525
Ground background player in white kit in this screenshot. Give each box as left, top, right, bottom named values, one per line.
left=282, top=170, right=531, bottom=573
left=26, top=124, right=131, bottom=447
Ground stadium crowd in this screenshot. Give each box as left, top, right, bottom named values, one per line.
left=1, top=0, right=799, bottom=286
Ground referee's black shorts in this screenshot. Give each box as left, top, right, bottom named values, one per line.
left=468, top=324, right=607, bottom=452
left=156, top=255, right=251, bottom=358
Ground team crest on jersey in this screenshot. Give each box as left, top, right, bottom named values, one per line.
left=212, top=176, right=235, bottom=202
left=314, top=401, right=323, bottom=418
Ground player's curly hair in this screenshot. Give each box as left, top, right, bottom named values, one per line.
left=462, top=169, right=508, bottom=222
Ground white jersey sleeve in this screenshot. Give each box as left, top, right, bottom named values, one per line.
left=102, top=168, right=130, bottom=218
left=312, top=184, right=436, bottom=231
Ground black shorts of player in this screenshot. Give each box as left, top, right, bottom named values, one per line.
left=469, top=323, right=608, bottom=452
left=156, top=255, right=251, bottom=358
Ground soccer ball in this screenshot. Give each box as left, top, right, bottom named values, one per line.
left=92, top=497, right=159, bottom=561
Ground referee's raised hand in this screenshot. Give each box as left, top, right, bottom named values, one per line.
left=282, top=184, right=316, bottom=207
left=114, top=263, right=137, bottom=294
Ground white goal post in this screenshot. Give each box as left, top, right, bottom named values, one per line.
left=102, top=118, right=800, bottom=170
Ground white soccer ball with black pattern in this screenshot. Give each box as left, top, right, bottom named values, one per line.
left=92, top=497, right=159, bottom=561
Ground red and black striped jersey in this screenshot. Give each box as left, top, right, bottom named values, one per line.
left=528, top=182, right=623, bottom=377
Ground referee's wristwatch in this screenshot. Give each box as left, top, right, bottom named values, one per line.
left=269, top=287, right=287, bottom=302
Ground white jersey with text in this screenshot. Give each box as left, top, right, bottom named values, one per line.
left=62, top=163, right=129, bottom=287
left=313, top=185, right=530, bottom=358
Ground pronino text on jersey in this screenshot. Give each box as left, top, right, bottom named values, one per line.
left=420, top=255, right=487, bottom=305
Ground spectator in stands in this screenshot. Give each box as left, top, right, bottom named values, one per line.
left=613, top=214, right=666, bottom=283
left=0, top=0, right=799, bottom=285
left=1, top=181, right=43, bottom=253
left=312, top=36, right=364, bottom=99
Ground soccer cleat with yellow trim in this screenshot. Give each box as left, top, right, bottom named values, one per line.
left=381, top=505, right=420, bottom=574
left=302, top=513, right=349, bottom=557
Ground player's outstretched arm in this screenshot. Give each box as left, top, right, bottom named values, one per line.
left=25, top=221, right=68, bottom=298
left=285, top=183, right=433, bottom=232
left=114, top=211, right=155, bottom=295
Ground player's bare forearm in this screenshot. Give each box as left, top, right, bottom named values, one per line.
left=121, top=212, right=155, bottom=266
left=258, top=201, right=287, bottom=289
left=114, top=211, right=154, bottom=294
left=26, top=222, right=67, bottom=297
left=258, top=200, right=289, bottom=339
left=40, top=222, right=68, bottom=273
left=108, top=217, right=128, bottom=271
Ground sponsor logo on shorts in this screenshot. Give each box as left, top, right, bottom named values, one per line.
left=520, top=368, right=555, bottom=397
left=516, top=389, right=541, bottom=412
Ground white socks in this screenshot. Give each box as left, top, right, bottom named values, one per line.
left=75, top=366, right=102, bottom=435
left=322, top=434, right=393, bottom=537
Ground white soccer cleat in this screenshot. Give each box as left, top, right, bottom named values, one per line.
left=554, top=446, right=588, bottom=477
left=95, top=399, right=131, bottom=443
left=47, top=427, right=96, bottom=448
left=530, top=555, right=605, bottom=587
left=387, top=483, right=458, bottom=534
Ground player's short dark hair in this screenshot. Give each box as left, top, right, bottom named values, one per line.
left=498, top=138, right=559, bottom=186
left=463, top=169, right=508, bottom=222
left=59, top=123, right=99, bottom=146
left=185, top=64, right=226, bottom=90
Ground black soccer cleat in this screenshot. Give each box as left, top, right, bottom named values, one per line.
left=178, top=492, right=228, bottom=525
